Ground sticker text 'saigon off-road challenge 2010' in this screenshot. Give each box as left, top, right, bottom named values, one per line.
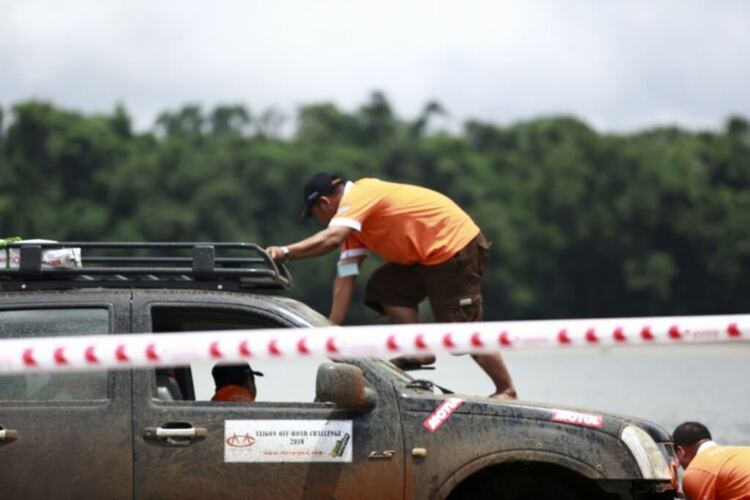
left=224, top=420, right=353, bottom=463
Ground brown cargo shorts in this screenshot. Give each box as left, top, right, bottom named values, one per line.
left=364, top=233, right=491, bottom=322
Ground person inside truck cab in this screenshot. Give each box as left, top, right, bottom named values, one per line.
left=211, top=363, right=263, bottom=402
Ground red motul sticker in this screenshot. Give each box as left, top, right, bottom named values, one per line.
left=551, top=409, right=604, bottom=428
left=423, top=398, right=465, bottom=432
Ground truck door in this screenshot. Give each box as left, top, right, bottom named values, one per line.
left=0, top=291, right=133, bottom=500
left=131, top=292, right=405, bottom=500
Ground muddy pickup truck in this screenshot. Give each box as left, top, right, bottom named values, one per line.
left=0, top=242, right=677, bottom=499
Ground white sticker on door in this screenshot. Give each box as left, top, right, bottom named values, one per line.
left=224, top=419, right=353, bottom=463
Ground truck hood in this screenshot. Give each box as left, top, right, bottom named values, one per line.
left=402, top=391, right=671, bottom=443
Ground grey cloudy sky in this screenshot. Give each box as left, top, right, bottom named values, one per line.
left=1, top=0, right=748, bottom=132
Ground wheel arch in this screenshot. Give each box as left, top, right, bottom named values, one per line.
left=437, top=449, right=604, bottom=499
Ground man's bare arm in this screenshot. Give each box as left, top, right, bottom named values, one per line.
left=329, top=255, right=366, bottom=324
left=266, top=225, right=353, bottom=263
left=329, top=274, right=356, bottom=325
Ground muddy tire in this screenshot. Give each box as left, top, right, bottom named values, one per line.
left=447, top=465, right=609, bottom=500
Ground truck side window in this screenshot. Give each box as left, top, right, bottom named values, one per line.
left=0, top=308, right=109, bottom=401
left=189, top=358, right=324, bottom=403
left=150, top=307, right=323, bottom=403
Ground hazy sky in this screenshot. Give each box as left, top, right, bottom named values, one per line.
left=2, top=0, right=748, bottom=132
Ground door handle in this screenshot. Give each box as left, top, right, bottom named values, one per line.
left=144, top=423, right=208, bottom=447
left=368, top=450, right=396, bottom=460
left=0, top=427, right=19, bottom=444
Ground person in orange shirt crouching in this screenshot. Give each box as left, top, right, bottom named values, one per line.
left=266, top=173, right=516, bottom=399
left=673, top=421, right=750, bottom=499
left=211, top=363, right=263, bottom=402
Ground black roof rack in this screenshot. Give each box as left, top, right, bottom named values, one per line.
left=0, top=242, right=292, bottom=292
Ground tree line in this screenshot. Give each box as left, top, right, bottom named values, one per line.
left=1, top=93, right=749, bottom=323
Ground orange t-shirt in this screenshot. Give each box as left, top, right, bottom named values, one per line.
left=683, top=445, right=750, bottom=499
left=211, top=385, right=254, bottom=402
left=330, top=178, right=480, bottom=266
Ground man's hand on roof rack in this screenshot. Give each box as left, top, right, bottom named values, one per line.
left=266, top=226, right=353, bottom=265
left=265, top=246, right=290, bottom=264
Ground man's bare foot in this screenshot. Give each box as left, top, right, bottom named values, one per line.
left=390, top=355, right=436, bottom=369
left=489, top=388, right=518, bottom=400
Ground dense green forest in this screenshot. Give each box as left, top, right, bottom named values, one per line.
left=1, top=93, right=749, bottom=323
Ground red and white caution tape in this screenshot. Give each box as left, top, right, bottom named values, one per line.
left=0, top=314, right=747, bottom=374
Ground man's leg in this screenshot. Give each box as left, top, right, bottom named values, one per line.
left=365, top=264, right=434, bottom=368
left=471, top=354, right=517, bottom=399
left=424, top=233, right=518, bottom=399
left=383, top=303, right=513, bottom=396
left=381, top=304, right=436, bottom=367
left=381, top=304, right=420, bottom=324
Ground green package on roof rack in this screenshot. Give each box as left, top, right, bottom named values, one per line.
left=0, top=242, right=291, bottom=292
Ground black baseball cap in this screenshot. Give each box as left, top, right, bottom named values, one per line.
left=301, top=172, right=344, bottom=218
left=211, top=363, right=263, bottom=388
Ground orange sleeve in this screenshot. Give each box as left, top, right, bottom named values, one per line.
left=339, top=233, right=368, bottom=261
left=330, top=180, right=381, bottom=230
left=683, top=468, right=718, bottom=500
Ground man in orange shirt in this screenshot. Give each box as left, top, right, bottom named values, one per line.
left=673, top=421, right=750, bottom=499
left=211, top=363, right=263, bottom=402
left=266, top=173, right=516, bottom=398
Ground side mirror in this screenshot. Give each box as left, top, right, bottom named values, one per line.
left=315, top=362, right=377, bottom=411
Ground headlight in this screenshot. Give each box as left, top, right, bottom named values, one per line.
left=620, top=425, right=672, bottom=480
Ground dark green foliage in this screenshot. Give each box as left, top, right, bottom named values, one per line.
left=1, top=97, right=748, bottom=322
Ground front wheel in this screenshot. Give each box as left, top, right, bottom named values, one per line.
left=447, top=466, right=609, bottom=500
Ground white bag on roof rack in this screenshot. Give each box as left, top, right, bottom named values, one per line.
left=0, top=239, right=82, bottom=269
